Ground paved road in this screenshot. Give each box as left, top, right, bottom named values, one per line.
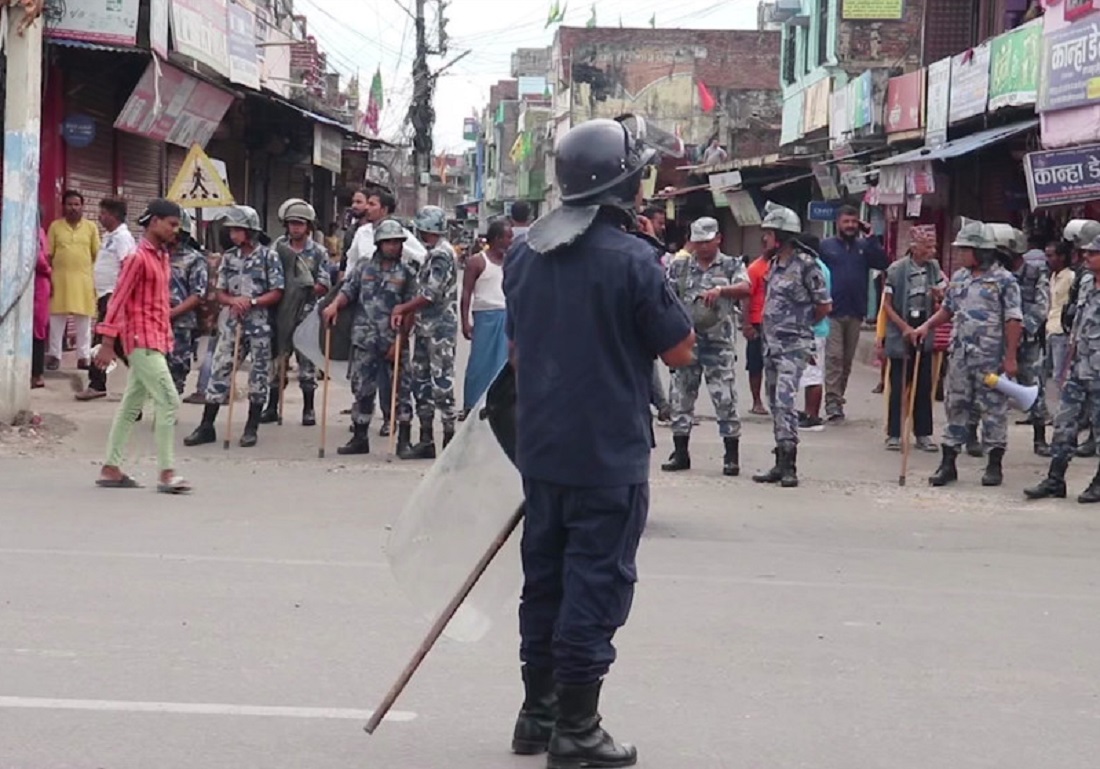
left=3, top=345, right=1100, bottom=768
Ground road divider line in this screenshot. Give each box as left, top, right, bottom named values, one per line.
left=0, top=696, right=416, bottom=722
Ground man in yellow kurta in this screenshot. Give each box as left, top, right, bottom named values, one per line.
left=47, top=190, right=100, bottom=370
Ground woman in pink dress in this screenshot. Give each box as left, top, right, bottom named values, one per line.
left=32, top=226, right=51, bottom=388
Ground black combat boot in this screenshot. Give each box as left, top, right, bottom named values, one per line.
left=660, top=435, right=690, bottom=472
left=400, top=424, right=437, bottom=460
left=338, top=424, right=370, bottom=455
left=929, top=445, right=959, bottom=487
left=183, top=404, right=219, bottom=446
left=965, top=424, right=983, bottom=458
left=511, top=666, right=557, bottom=755
left=239, top=403, right=262, bottom=448
left=1078, top=463, right=1100, bottom=504
left=547, top=680, right=637, bottom=769
left=1024, top=456, right=1070, bottom=500
left=395, top=422, right=413, bottom=456
left=752, top=447, right=782, bottom=484
left=442, top=423, right=456, bottom=449
left=779, top=442, right=798, bottom=488
left=722, top=437, right=740, bottom=477
left=301, top=390, right=316, bottom=427
left=379, top=419, right=391, bottom=437
left=1033, top=421, right=1051, bottom=457
left=259, top=386, right=280, bottom=424
left=1077, top=429, right=1096, bottom=458
left=981, top=447, right=1005, bottom=487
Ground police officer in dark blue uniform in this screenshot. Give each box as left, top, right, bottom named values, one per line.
left=503, top=116, right=695, bottom=768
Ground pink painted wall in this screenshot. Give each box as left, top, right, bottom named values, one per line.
left=1040, top=0, right=1100, bottom=147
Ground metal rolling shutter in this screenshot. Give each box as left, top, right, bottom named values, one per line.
left=116, top=131, right=163, bottom=225
left=64, top=74, right=115, bottom=212
left=166, top=144, right=188, bottom=193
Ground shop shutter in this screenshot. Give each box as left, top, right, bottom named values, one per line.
left=64, top=74, right=115, bottom=215
left=116, top=131, right=163, bottom=226
left=166, top=144, right=188, bottom=194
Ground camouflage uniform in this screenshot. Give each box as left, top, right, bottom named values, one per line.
left=761, top=250, right=831, bottom=444
left=274, top=235, right=331, bottom=393
left=666, top=253, right=748, bottom=438
left=1050, top=273, right=1100, bottom=460
left=941, top=264, right=1024, bottom=451
left=205, top=244, right=285, bottom=405
left=411, top=239, right=459, bottom=428
left=168, top=243, right=209, bottom=394
left=341, top=254, right=419, bottom=429
left=1015, top=256, right=1051, bottom=423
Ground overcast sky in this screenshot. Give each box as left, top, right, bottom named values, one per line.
left=295, top=0, right=761, bottom=152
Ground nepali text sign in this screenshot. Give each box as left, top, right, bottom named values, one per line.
left=842, top=0, right=904, bottom=20
left=114, top=61, right=235, bottom=148
left=171, top=0, right=230, bottom=77
left=988, top=19, right=1042, bottom=111
left=949, top=43, right=991, bottom=124
left=1040, top=16, right=1100, bottom=114
left=925, top=57, right=951, bottom=146
left=312, top=124, right=343, bottom=174
left=885, top=69, right=924, bottom=133
left=849, top=71, right=874, bottom=130
left=47, top=0, right=139, bottom=46
left=227, top=0, right=260, bottom=89
left=1024, top=143, right=1100, bottom=209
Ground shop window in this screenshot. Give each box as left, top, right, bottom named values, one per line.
left=782, top=28, right=797, bottom=85
left=817, top=0, right=830, bottom=66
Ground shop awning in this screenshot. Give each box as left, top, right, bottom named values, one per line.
left=46, top=38, right=147, bottom=54
left=872, top=119, right=1039, bottom=168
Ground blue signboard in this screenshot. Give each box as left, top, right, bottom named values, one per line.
left=1039, top=17, right=1100, bottom=113
left=1023, top=142, right=1100, bottom=209
left=61, top=114, right=96, bottom=148
left=807, top=200, right=844, bottom=222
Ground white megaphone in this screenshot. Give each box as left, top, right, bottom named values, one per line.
left=983, top=373, right=1038, bottom=412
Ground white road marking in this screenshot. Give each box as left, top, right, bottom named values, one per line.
left=0, top=696, right=416, bottom=722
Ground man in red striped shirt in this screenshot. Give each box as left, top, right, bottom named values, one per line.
left=93, top=199, right=192, bottom=494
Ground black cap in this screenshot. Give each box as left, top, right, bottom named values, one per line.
left=138, top=198, right=183, bottom=226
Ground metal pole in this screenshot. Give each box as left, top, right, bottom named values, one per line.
left=0, top=10, right=43, bottom=423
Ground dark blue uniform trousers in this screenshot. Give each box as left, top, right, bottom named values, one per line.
left=518, top=479, right=649, bottom=684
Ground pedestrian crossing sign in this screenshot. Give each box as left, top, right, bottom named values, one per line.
left=166, top=144, right=235, bottom=207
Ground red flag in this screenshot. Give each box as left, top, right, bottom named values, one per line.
left=697, top=80, right=716, bottom=113
left=365, top=68, right=384, bottom=135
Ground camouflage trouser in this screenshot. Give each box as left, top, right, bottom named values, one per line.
left=764, top=347, right=809, bottom=444
left=294, top=349, right=317, bottom=393
left=167, top=326, right=195, bottom=395
left=670, top=344, right=741, bottom=438
left=205, top=328, right=272, bottom=406
left=412, top=319, right=458, bottom=427
left=944, top=363, right=1008, bottom=451
left=349, top=343, right=412, bottom=428
left=1050, top=377, right=1100, bottom=461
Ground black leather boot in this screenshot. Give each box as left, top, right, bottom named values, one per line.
left=1024, top=456, right=1069, bottom=500
left=547, top=680, right=637, bottom=769
left=442, top=424, right=455, bottom=449
left=259, top=387, right=280, bottom=424
left=301, top=390, right=316, bottom=427
left=395, top=422, right=413, bottom=456
left=929, top=445, right=958, bottom=487
left=753, top=447, right=782, bottom=484
left=722, top=437, right=740, bottom=477
left=1078, top=463, right=1100, bottom=503
left=965, top=424, right=983, bottom=457
left=660, top=435, right=690, bottom=472
left=239, top=403, right=262, bottom=448
left=379, top=419, right=391, bottom=437
left=183, top=404, right=219, bottom=446
left=981, top=447, right=1005, bottom=487
left=511, top=666, right=557, bottom=756
left=338, top=424, right=370, bottom=455
left=400, top=424, right=436, bottom=460
left=779, top=442, right=798, bottom=488
left=1033, top=421, right=1051, bottom=457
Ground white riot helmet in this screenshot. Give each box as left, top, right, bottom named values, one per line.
left=987, top=223, right=1026, bottom=255
left=278, top=198, right=316, bottom=225
left=760, top=201, right=802, bottom=234
left=221, top=205, right=263, bottom=232
left=1064, top=219, right=1100, bottom=248
left=951, top=217, right=997, bottom=250
left=1082, top=233, right=1100, bottom=253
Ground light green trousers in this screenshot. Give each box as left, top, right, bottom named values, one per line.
left=105, top=348, right=181, bottom=472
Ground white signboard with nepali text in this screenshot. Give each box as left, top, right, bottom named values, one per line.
left=47, top=0, right=140, bottom=46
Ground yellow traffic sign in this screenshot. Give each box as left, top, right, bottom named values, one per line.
left=166, top=144, right=235, bottom=207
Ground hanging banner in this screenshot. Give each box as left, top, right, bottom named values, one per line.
left=885, top=69, right=924, bottom=134
left=47, top=0, right=140, bottom=46
left=727, top=191, right=761, bottom=226
left=171, top=0, right=231, bottom=77
left=114, top=61, right=235, bottom=148
left=226, top=0, right=260, bottom=89
left=988, top=19, right=1042, bottom=111
left=150, top=0, right=169, bottom=58
left=1039, top=15, right=1100, bottom=114
left=949, top=42, right=991, bottom=124
left=842, top=0, right=904, bottom=20
left=313, top=124, right=343, bottom=174
left=803, top=77, right=832, bottom=135
left=1023, top=142, right=1100, bottom=209
left=925, top=57, right=951, bottom=146
left=848, top=71, right=874, bottom=130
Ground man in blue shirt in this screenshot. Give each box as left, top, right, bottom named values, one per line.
left=818, top=205, right=889, bottom=422
left=504, top=117, right=694, bottom=768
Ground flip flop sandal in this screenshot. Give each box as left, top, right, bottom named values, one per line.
left=157, top=477, right=192, bottom=495
left=96, top=475, right=142, bottom=489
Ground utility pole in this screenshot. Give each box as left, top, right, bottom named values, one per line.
left=0, top=8, right=44, bottom=424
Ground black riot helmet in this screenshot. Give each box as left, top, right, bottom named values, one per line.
left=556, top=118, right=658, bottom=208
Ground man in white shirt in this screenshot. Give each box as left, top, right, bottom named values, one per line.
left=343, top=188, right=426, bottom=276
left=1047, top=240, right=1075, bottom=398
left=78, top=196, right=136, bottom=400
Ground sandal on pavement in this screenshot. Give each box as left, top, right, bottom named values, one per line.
left=157, top=476, right=192, bottom=495
left=96, top=474, right=142, bottom=489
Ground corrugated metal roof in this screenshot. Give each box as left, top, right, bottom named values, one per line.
left=46, top=37, right=145, bottom=54
left=872, top=119, right=1039, bottom=167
